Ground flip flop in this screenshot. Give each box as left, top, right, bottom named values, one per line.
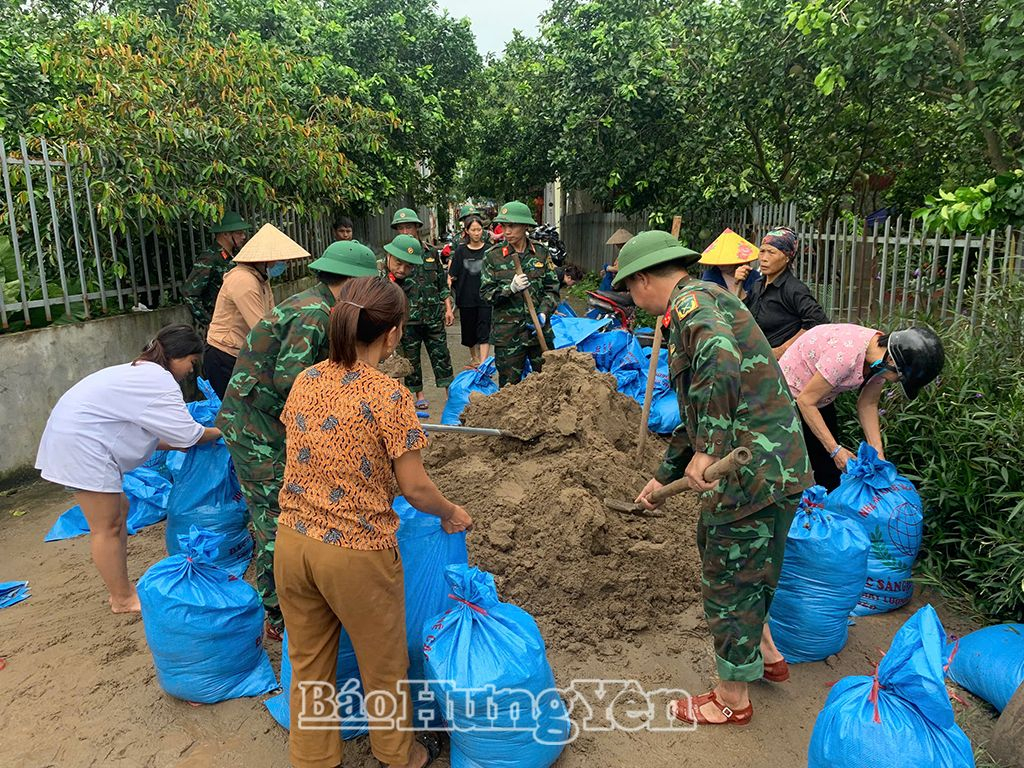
left=415, top=399, right=430, bottom=409
left=672, top=690, right=753, bottom=726
left=265, top=622, right=283, bottom=643
left=416, top=733, right=442, bottom=767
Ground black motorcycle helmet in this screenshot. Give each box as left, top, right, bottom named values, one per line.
left=886, top=326, right=945, bottom=400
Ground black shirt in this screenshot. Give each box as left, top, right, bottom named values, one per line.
left=449, top=243, right=488, bottom=308
left=745, top=269, right=829, bottom=348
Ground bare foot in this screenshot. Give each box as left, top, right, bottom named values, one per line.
left=109, top=589, right=141, bottom=614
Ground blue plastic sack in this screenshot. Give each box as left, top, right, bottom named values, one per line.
left=825, top=443, right=922, bottom=615
left=423, top=565, right=570, bottom=768
left=550, top=315, right=610, bottom=349
left=441, top=357, right=500, bottom=425
left=946, top=624, right=1024, bottom=712
left=808, top=604, right=974, bottom=767
left=137, top=526, right=277, bottom=704
left=265, top=629, right=368, bottom=739
left=768, top=486, right=870, bottom=662
left=0, top=580, right=30, bottom=609
left=551, top=300, right=576, bottom=318
left=576, top=328, right=643, bottom=372
left=45, top=462, right=174, bottom=542
left=165, top=498, right=252, bottom=577
left=394, top=497, right=469, bottom=728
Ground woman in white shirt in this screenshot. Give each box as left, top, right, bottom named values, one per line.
left=36, top=324, right=222, bottom=613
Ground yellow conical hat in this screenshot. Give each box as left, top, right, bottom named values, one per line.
left=699, top=228, right=759, bottom=265
left=232, top=223, right=310, bottom=263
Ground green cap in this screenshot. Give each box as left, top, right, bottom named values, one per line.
left=458, top=204, right=479, bottom=220
left=492, top=201, right=537, bottom=226
left=383, top=234, right=424, bottom=265
left=210, top=211, right=252, bottom=233
left=611, top=230, right=699, bottom=287
left=390, top=208, right=423, bottom=228
left=308, top=241, right=379, bottom=277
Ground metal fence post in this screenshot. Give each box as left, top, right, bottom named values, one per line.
left=0, top=138, right=31, bottom=325
left=20, top=136, right=53, bottom=322
left=60, top=142, right=91, bottom=318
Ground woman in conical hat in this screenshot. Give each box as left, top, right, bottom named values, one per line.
left=599, top=227, right=634, bottom=291
left=699, top=228, right=761, bottom=301
left=203, top=223, right=310, bottom=398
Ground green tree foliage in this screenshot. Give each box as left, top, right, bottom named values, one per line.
left=915, top=169, right=1024, bottom=233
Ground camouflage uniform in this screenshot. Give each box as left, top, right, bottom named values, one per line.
left=655, top=276, right=812, bottom=682
left=182, top=246, right=233, bottom=327
left=385, top=248, right=454, bottom=393
left=216, top=282, right=338, bottom=632
left=479, top=240, right=560, bottom=387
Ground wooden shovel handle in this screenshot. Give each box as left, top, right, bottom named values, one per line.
left=510, top=252, right=549, bottom=353
left=648, top=446, right=753, bottom=504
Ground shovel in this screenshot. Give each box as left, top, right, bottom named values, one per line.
left=606, top=446, right=752, bottom=516
left=421, top=423, right=527, bottom=440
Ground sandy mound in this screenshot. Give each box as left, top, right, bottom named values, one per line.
left=424, top=350, right=701, bottom=647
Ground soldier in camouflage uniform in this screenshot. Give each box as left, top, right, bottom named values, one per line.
left=616, top=230, right=812, bottom=726
left=182, top=211, right=251, bottom=329
left=479, top=201, right=560, bottom=387
left=386, top=210, right=454, bottom=408
left=216, top=241, right=379, bottom=639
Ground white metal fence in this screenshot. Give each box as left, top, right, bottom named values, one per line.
left=706, top=202, right=1024, bottom=330
left=0, top=136, right=334, bottom=332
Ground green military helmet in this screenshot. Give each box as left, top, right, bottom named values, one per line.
left=384, top=234, right=424, bottom=265
left=492, top=200, right=537, bottom=226
left=457, top=204, right=479, bottom=221
left=612, top=230, right=699, bottom=287
left=307, top=241, right=379, bottom=278
left=390, top=208, right=424, bottom=228
left=210, top=211, right=252, bottom=233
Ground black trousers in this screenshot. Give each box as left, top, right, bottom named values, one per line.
left=202, top=344, right=237, bottom=401
left=459, top=305, right=493, bottom=348
left=800, top=401, right=842, bottom=492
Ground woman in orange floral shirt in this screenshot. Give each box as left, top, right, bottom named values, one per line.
left=276, top=276, right=472, bottom=768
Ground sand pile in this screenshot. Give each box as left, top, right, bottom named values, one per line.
left=424, top=350, right=701, bottom=647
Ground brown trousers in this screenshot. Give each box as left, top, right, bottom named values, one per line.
left=275, top=524, right=414, bottom=768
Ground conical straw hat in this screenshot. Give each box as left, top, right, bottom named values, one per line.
left=606, top=227, right=634, bottom=246
left=232, top=223, right=311, bottom=263
left=699, top=228, right=759, bottom=265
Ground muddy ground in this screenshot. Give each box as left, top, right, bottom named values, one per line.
left=0, top=325, right=1000, bottom=767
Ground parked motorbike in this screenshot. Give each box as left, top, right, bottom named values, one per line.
left=585, top=289, right=656, bottom=347
left=529, top=224, right=567, bottom=266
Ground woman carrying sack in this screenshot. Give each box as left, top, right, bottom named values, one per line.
left=275, top=276, right=472, bottom=768
left=35, top=325, right=222, bottom=612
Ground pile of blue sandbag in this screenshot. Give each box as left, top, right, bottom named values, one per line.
left=768, top=444, right=925, bottom=663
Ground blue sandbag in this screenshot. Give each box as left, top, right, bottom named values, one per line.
left=808, top=604, right=974, bottom=767
left=441, top=357, right=499, bottom=425
left=946, top=624, right=1024, bottom=712
left=165, top=499, right=252, bottom=577
left=550, top=315, right=610, bottom=349
left=265, top=629, right=368, bottom=739
left=394, top=496, right=468, bottom=729
left=424, top=565, right=570, bottom=768
left=551, top=300, right=576, bottom=318
left=138, top=526, right=277, bottom=704
left=576, top=328, right=643, bottom=371
left=769, top=486, right=870, bottom=662
left=0, top=580, right=30, bottom=609
left=825, top=443, right=923, bottom=615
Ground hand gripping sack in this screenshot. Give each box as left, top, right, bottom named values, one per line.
left=825, top=443, right=922, bottom=615
left=394, top=497, right=468, bottom=728
left=137, top=526, right=277, bottom=704
left=946, top=624, right=1024, bottom=712
left=768, top=486, right=870, bottom=662
left=265, top=629, right=368, bottom=739
left=441, top=357, right=500, bottom=425
left=423, top=565, right=570, bottom=768
left=808, top=604, right=974, bottom=768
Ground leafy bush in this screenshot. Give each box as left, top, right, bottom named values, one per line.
left=915, top=169, right=1024, bottom=233
left=838, top=283, right=1024, bottom=619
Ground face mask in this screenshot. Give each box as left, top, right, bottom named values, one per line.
left=267, top=261, right=286, bottom=278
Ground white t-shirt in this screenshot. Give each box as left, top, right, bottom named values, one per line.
left=35, top=361, right=206, bottom=493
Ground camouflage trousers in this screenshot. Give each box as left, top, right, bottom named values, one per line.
left=222, top=409, right=286, bottom=632
left=401, top=319, right=453, bottom=393
left=491, top=321, right=555, bottom=388
left=696, top=494, right=800, bottom=682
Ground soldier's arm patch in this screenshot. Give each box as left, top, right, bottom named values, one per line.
left=673, top=292, right=700, bottom=322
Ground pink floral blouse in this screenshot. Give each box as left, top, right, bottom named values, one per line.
left=779, top=324, right=880, bottom=405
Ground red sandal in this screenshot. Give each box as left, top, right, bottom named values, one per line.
left=762, top=658, right=790, bottom=682
left=672, top=690, right=753, bottom=726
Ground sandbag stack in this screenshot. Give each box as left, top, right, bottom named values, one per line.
left=441, top=357, right=500, bottom=425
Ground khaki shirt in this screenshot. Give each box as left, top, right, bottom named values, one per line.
left=206, top=264, right=274, bottom=357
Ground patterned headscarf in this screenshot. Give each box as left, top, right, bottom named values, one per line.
left=761, top=226, right=798, bottom=262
